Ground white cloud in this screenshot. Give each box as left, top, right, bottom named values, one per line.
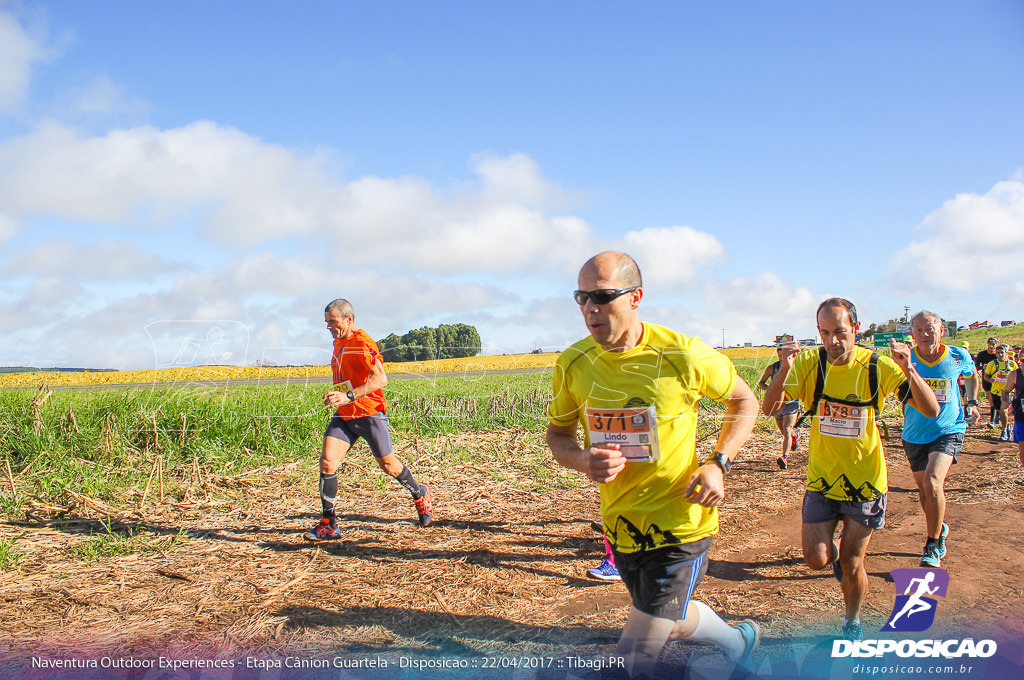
left=620, top=225, right=727, bottom=290
left=603, top=272, right=824, bottom=349
left=889, top=178, right=1024, bottom=292
left=0, top=9, right=50, bottom=114
left=2, top=237, right=182, bottom=280
left=470, top=152, right=586, bottom=209
left=706, top=272, right=819, bottom=320
left=0, top=212, right=17, bottom=243
left=0, top=121, right=341, bottom=234
left=69, top=75, right=147, bottom=116
left=0, top=123, right=604, bottom=278
left=24, top=276, right=86, bottom=307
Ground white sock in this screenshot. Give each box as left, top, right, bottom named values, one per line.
left=689, top=600, right=745, bottom=659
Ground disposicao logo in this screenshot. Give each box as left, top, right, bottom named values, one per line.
left=881, top=568, right=949, bottom=632
left=831, top=567, right=998, bottom=659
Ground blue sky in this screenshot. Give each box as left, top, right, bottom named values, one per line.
left=1, top=1, right=1022, bottom=370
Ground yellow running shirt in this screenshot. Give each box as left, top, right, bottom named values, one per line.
left=985, top=359, right=1018, bottom=396
left=784, top=346, right=908, bottom=502
left=547, top=323, right=737, bottom=553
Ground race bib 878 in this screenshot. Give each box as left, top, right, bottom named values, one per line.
left=818, top=401, right=867, bottom=439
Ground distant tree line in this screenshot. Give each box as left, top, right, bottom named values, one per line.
left=377, top=324, right=482, bottom=362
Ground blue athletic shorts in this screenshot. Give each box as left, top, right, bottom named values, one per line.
left=802, top=490, right=886, bottom=529
left=612, top=537, right=712, bottom=621
left=324, top=412, right=393, bottom=458
left=1014, top=421, right=1024, bottom=443
left=902, top=432, right=964, bottom=473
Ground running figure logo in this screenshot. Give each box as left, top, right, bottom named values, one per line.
left=881, top=568, right=949, bottom=632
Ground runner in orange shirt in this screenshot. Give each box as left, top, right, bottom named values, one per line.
left=303, top=299, right=433, bottom=541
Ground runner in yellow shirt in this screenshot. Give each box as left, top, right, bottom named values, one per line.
left=984, top=344, right=1018, bottom=441
left=763, top=298, right=938, bottom=641
left=547, top=252, right=761, bottom=678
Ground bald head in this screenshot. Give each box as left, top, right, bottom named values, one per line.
left=579, top=251, right=642, bottom=289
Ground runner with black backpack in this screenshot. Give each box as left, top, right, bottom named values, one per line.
left=762, top=297, right=939, bottom=642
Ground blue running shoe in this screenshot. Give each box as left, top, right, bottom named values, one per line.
left=587, top=559, right=621, bottom=581
left=937, top=522, right=949, bottom=558
left=842, top=620, right=863, bottom=641
left=734, top=619, right=761, bottom=663
left=920, top=542, right=941, bottom=568
left=303, top=518, right=342, bottom=542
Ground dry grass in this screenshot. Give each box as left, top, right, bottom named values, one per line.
left=1, top=415, right=1022, bottom=676
left=0, top=429, right=621, bottom=666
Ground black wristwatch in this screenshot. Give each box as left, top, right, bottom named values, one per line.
left=706, top=452, right=732, bottom=474
left=346, top=390, right=356, bottom=402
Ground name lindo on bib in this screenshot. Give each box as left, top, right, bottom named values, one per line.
left=585, top=405, right=661, bottom=462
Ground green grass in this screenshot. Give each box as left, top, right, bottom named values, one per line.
left=0, top=356, right=871, bottom=517
left=64, top=518, right=163, bottom=563
left=950, top=323, right=1024, bottom=349
left=0, top=535, right=24, bottom=571
left=0, top=374, right=557, bottom=514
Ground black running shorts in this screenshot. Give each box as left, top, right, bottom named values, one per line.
left=612, top=537, right=713, bottom=621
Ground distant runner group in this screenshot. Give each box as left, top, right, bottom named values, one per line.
left=301, top=251, right=1021, bottom=679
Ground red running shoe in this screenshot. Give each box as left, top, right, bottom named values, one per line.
left=303, top=518, right=342, bottom=542
left=414, top=484, right=433, bottom=527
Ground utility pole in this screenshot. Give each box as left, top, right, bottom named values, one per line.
left=903, top=306, right=910, bottom=323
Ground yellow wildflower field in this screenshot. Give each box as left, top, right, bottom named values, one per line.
left=0, top=347, right=781, bottom=389
left=0, top=353, right=564, bottom=389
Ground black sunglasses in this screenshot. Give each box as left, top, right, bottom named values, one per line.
left=573, top=286, right=638, bottom=306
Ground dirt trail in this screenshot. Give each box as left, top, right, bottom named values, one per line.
left=0, top=425, right=1021, bottom=677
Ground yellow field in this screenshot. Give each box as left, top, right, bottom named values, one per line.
left=0, top=349, right=787, bottom=389
left=718, top=346, right=778, bottom=360
left=0, top=353, right=564, bottom=389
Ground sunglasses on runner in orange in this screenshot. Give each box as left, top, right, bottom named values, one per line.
left=573, top=286, right=639, bottom=305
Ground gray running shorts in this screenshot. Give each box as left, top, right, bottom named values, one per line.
left=902, top=432, right=963, bottom=473
left=776, top=400, right=801, bottom=417
left=802, top=490, right=886, bottom=529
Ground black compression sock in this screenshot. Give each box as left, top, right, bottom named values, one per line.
left=394, top=465, right=421, bottom=498
left=319, top=472, right=338, bottom=521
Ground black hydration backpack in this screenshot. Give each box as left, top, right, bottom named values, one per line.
left=793, top=347, right=893, bottom=430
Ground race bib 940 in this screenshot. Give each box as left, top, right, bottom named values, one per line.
left=585, top=406, right=661, bottom=462
left=924, top=377, right=950, bottom=404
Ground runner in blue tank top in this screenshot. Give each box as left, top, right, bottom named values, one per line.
left=902, top=311, right=979, bottom=569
